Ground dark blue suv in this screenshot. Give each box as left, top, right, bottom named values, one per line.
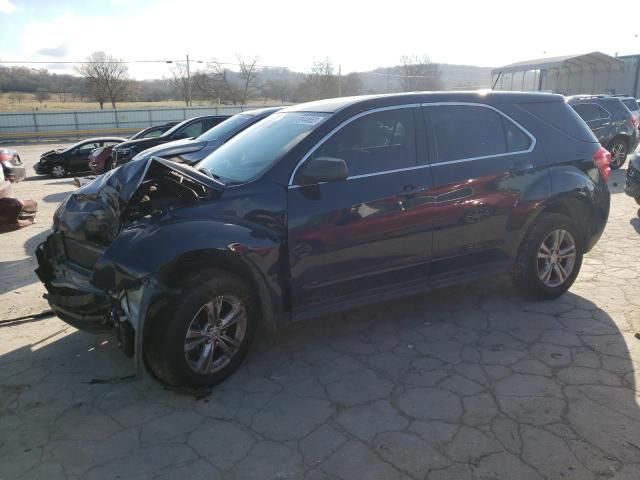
left=36, top=92, right=611, bottom=387
left=568, top=95, right=639, bottom=169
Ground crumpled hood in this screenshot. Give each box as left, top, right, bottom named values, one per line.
left=134, top=138, right=208, bottom=162
left=40, top=149, right=62, bottom=159
left=54, top=156, right=224, bottom=245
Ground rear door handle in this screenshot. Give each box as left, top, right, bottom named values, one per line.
left=510, top=161, right=534, bottom=172
left=397, top=185, right=428, bottom=197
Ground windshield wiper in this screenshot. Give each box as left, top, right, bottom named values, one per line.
left=197, top=167, right=222, bottom=181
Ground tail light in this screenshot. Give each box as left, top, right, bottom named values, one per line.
left=632, top=116, right=639, bottom=129
left=594, top=146, right=611, bottom=182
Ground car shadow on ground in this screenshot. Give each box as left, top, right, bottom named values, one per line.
left=1, top=277, right=638, bottom=479
left=0, top=229, right=49, bottom=295
left=42, top=191, right=71, bottom=204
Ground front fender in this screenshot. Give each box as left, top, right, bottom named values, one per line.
left=91, top=217, right=282, bottom=294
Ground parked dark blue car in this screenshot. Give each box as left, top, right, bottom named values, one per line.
left=37, top=92, right=611, bottom=387
left=130, top=107, right=283, bottom=164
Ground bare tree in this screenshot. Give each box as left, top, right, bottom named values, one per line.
left=296, top=58, right=338, bottom=101
left=75, top=51, right=131, bottom=109
left=193, top=55, right=262, bottom=105
left=236, top=56, right=262, bottom=104
left=8, top=92, right=24, bottom=104
left=341, top=72, right=363, bottom=97
left=35, top=88, right=50, bottom=103
left=399, top=55, right=442, bottom=92
left=193, top=64, right=236, bottom=104
left=169, top=62, right=192, bottom=106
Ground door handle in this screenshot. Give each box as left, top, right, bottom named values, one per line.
left=397, top=185, right=427, bottom=197
left=509, top=161, right=534, bottom=172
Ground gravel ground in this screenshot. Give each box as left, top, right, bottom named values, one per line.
left=0, top=143, right=639, bottom=480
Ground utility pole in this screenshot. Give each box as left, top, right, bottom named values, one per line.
left=338, top=64, right=342, bottom=97
left=186, top=54, right=192, bottom=107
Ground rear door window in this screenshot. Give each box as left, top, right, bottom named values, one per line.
left=310, top=108, right=417, bottom=177
left=425, top=104, right=531, bottom=163
left=572, top=103, right=608, bottom=122
left=621, top=98, right=639, bottom=112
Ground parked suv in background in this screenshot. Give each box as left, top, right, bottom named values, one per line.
left=111, top=115, right=230, bottom=166
left=89, top=122, right=180, bottom=174
left=130, top=107, right=282, bottom=165
left=36, top=92, right=610, bottom=387
left=617, top=96, right=640, bottom=130
left=568, top=95, right=638, bottom=169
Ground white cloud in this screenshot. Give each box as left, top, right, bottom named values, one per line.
left=0, top=0, right=16, bottom=14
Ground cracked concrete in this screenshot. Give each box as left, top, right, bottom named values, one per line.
left=0, top=144, right=639, bottom=479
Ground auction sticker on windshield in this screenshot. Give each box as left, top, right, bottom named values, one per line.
left=295, top=115, right=326, bottom=125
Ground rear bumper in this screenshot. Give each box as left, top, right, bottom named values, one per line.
left=585, top=187, right=610, bottom=253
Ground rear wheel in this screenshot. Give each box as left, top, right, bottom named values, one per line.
left=609, top=139, right=627, bottom=169
left=512, top=213, right=584, bottom=299
left=144, top=269, right=258, bottom=387
left=50, top=164, right=67, bottom=178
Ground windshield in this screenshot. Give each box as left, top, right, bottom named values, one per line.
left=198, top=112, right=330, bottom=183
left=62, top=139, right=90, bottom=152
left=198, top=114, right=251, bottom=142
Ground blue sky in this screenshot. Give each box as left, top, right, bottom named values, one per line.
left=1, top=0, right=639, bottom=79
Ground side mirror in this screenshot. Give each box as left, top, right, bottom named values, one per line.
left=299, top=157, right=348, bottom=185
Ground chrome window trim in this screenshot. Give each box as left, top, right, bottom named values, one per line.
left=287, top=101, right=538, bottom=186
left=421, top=102, right=536, bottom=165
left=288, top=104, right=420, bottom=186
left=288, top=163, right=431, bottom=189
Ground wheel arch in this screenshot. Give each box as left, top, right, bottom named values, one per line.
left=155, top=248, right=278, bottom=332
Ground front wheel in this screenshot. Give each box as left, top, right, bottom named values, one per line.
left=609, top=139, right=627, bottom=170
left=50, top=164, right=67, bottom=178
left=144, top=270, right=258, bottom=387
left=512, top=213, right=584, bottom=299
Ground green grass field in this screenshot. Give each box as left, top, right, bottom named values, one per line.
left=0, top=92, right=279, bottom=113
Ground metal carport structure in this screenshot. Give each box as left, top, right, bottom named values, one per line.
left=491, top=52, right=625, bottom=95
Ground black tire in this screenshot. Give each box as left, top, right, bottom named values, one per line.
left=144, top=269, right=258, bottom=387
left=634, top=197, right=640, bottom=206
left=512, top=213, right=584, bottom=300
left=608, top=138, right=628, bottom=170
left=49, top=163, right=67, bottom=178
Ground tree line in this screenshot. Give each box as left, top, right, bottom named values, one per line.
left=1, top=52, right=443, bottom=109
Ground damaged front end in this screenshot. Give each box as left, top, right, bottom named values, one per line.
left=36, top=157, right=224, bottom=361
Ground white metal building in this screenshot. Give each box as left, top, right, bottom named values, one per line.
left=491, top=52, right=627, bottom=96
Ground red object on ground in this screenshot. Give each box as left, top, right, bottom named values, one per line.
left=0, top=198, right=37, bottom=229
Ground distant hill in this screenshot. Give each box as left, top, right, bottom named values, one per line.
left=358, top=63, right=494, bottom=93
left=437, top=64, right=494, bottom=89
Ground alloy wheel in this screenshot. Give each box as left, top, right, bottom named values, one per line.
left=183, top=295, right=247, bottom=374
left=610, top=143, right=626, bottom=168
left=536, top=229, right=577, bottom=288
